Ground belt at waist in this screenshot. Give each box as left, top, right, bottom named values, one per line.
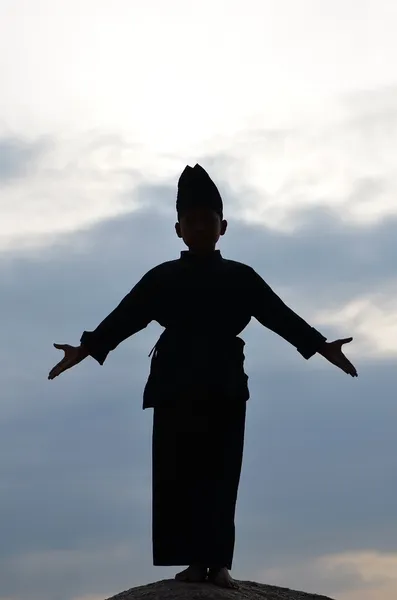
left=148, top=328, right=245, bottom=360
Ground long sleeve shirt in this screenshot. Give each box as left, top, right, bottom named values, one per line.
left=80, top=250, right=326, bottom=409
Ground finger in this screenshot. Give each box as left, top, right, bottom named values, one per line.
left=344, top=356, right=357, bottom=376
left=48, top=366, right=65, bottom=379
left=54, top=343, right=67, bottom=350
left=325, top=348, right=358, bottom=377
left=48, top=358, right=68, bottom=379
left=347, top=360, right=358, bottom=376
left=339, top=337, right=353, bottom=345
left=48, top=366, right=61, bottom=379
left=339, top=356, right=358, bottom=377
left=329, top=351, right=354, bottom=375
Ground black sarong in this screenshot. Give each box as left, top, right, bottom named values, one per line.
left=152, top=393, right=246, bottom=569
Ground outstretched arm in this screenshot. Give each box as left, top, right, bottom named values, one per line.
left=80, top=270, right=156, bottom=365
left=247, top=267, right=357, bottom=376
left=248, top=267, right=326, bottom=359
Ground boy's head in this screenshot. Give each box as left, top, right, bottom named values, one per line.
left=175, top=164, right=228, bottom=253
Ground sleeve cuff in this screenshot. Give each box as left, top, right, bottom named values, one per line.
left=80, top=331, right=110, bottom=366
left=296, top=328, right=327, bottom=360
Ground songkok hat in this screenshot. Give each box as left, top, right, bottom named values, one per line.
left=176, top=163, right=223, bottom=219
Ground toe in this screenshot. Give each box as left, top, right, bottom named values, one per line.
left=175, top=566, right=207, bottom=583
left=208, top=568, right=238, bottom=589
left=175, top=570, right=188, bottom=581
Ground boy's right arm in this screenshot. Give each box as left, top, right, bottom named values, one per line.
left=49, top=270, right=157, bottom=380
left=48, top=342, right=89, bottom=380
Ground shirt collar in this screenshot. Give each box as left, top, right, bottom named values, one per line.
left=180, top=249, right=222, bottom=262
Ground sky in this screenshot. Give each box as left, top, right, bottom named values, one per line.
left=1, top=1, right=397, bottom=599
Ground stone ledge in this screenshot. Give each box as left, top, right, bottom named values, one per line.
left=105, top=578, right=335, bottom=600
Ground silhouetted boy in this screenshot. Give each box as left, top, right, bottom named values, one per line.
left=49, top=163, right=357, bottom=588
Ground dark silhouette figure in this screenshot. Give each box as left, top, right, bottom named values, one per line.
left=48, top=163, right=357, bottom=589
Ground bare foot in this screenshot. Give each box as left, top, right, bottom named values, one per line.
left=175, top=564, right=208, bottom=583
left=208, top=567, right=239, bottom=589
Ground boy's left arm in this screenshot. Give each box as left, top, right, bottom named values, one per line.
left=248, top=267, right=358, bottom=377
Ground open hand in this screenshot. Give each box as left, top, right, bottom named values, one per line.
left=48, top=343, right=86, bottom=380
left=318, top=337, right=358, bottom=377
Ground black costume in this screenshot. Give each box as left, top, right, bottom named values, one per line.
left=80, top=164, right=327, bottom=569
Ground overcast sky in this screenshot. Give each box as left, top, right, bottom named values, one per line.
left=1, top=2, right=397, bottom=600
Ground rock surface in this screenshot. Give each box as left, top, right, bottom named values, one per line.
left=105, top=579, right=335, bottom=600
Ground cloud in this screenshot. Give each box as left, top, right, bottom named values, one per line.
left=212, top=86, right=397, bottom=230
left=0, top=133, right=161, bottom=252
left=1, top=1, right=396, bottom=596
left=1, top=86, right=397, bottom=600
left=0, top=137, right=46, bottom=182
left=1, top=85, right=397, bottom=253
left=314, top=289, right=397, bottom=357
left=1, top=197, right=397, bottom=600
left=255, top=551, right=397, bottom=600
left=1, top=544, right=152, bottom=600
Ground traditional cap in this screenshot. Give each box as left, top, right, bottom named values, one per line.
left=176, top=163, right=223, bottom=219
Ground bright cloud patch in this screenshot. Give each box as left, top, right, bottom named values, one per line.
left=256, top=551, right=397, bottom=600
left=2, top=87, right=397, bottom=253
left=314, top=286, right=397, bottom=358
